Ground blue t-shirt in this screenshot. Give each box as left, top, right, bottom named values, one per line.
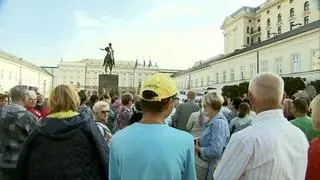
left=109, top=123, right=196, bottom=180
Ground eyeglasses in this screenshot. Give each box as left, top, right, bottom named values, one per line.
left=101, top=110, right=110, bottom=114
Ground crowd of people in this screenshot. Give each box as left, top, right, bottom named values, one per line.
left=0, top=72, right=319, bottom=180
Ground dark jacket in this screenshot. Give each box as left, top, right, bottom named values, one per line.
left=172, top=101, right=199, bottom=131
left=0, top=103, right=37, bottom=169
left=17, top=113, right=109, bottom=180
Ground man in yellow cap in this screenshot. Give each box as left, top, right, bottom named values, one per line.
left=109, top=73, right=196, bottom=180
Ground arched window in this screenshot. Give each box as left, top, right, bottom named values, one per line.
left=267, top=18, right=271, bottom=26
left=290, top=8, right=295, bottom=17
left=304, top=1, right=309, bottom=11
left=278, top=13, right=282, bottom=22
left=258, top=26, right=261, bottom=32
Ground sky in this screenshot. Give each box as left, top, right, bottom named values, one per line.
left=0, top=0, right=266, bottom=70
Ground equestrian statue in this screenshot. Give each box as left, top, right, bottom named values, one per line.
left=100, top=43, right=115, bottom=74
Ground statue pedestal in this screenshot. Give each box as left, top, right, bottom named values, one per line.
left=99, top=74, right=119, bottom=95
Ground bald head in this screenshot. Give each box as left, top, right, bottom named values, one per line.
left=249, top=72, right=284, bottom=106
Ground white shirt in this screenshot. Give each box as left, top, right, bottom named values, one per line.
left=214, top=109, right=309, bottom=180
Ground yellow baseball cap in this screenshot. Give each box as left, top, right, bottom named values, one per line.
left=140, top=73, right=178, bottom=102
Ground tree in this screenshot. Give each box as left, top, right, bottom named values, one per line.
left=282, top=77, right=306, bottom=98
left=222, top=85, right=239, bottom=98
left=238, top=81, right=249, bottom=96
left=309, top=80, right=320, bottom=95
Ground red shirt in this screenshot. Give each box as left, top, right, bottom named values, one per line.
left=25, top=105, right=42, bottom=120
left=306, top=137, right=320, bottom=180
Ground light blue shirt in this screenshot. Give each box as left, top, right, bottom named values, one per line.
left=199, top=112, right=230, bottom=180
left=109, top=123, right=196, bottom=180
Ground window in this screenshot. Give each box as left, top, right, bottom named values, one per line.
left=275, top=57, right=283, bottom=74
left=195, top=79, right=198, bottom=87
left=278, top=26, right=282, bottom=34
left=247, top=27, right=250, bottom=33
left=251, top=38, right=254, bottom=45
left=291, top=54, right=301, bottom=73
left=15, top=73, right=18, bottom=82
left=0, top=69, right=4, bottom=79
left=261, top=60, right=268, bottom=72
left=257, top=19, right=260, bottom=23
left=251, top=27, right=253, bottom=34
left=267, top=18, right=271, bottom=26
left=311, top=50, right=320, bottom=70
left=267, top=10, right=270, bottom=14
left=304, top=16, right=309, bottom=25
left=278, top=13, right=282, bottom=22
left=267, top=30, right=271, bottom=38
left=258, top=37, right=261, bottom=43
left=290, top=22, right=294, bottom=30
left=240, top=66, right=245, bottom=80
left=230, top=69, right=235, bottom=81
left=290, top=0, right=293, bottom=3
left=258, top=26, right=261, bottom=32
left=207, top=76, right=210, bottom=86
left=200, top=77, right=204, bottom=87
left=249, top=19, right=252, bottom=23
left=304, top=1, right=309, bottom=11
left=247, top=37, right=250, bottom=44
left=223, top=71, right=227, bottom=83
left=215, top=73, right=219, bottom=84
left=249, top=63, right=256, bottom=77
left=277, top=5, right=281, bottom=9
left=290, top=8, right=295, bottom=17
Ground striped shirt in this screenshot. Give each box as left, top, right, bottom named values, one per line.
left=214, top=109, right=309, bottom=180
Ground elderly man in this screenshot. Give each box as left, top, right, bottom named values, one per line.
left=0, top=85, right=37, bottom=180
left=214, top=72, right=309, bottom=180
left=25, top=90, right=42, bottom=120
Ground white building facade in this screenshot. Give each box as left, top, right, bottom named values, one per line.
left=0, top=50, right=53, bottom=97
left=172, top=0, right=320, bottom=94
left=222, top=0, right=319, bottom=54
left=54, top=59, right=179, bottom=93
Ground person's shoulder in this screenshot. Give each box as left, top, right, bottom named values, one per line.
left=165, top=126, right=194, bottom=140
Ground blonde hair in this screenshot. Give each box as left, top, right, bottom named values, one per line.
left=93, top=101, right=110, bottom=114
left=49, top=85, right=80, bottom=114
left=311, top=95, right=320, bottom=130
left=202, top=92, right=224, bottom=111
left=283, top=98, right=294, bottom=114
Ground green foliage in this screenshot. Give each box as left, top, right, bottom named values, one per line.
left=309, top=80, right=320, bottom=94
left=282, top=77, right=306, bottom=97
left=238, top=81, right=249, bottom=96
left=221, top=77, right=308, bottom=98
left=222, top=85, right=239, bottom=98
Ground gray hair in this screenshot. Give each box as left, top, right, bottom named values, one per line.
left=27, top=90, right=37, bottom=99
left=249, top=72, right=284, bottom=104
left=92, top=101, right=110, bottom=113
left=202, top=92, right=224, bottom=111
left=10, top=85, right=28, bottom=102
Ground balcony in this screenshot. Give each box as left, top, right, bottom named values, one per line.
left=251, top=29, right=261, bottom=37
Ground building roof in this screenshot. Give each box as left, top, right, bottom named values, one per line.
left=0, top=50, right=52, bottom=76
left=172, top=20, right=320, bottom=78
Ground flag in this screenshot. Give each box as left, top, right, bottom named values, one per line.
left=135, top=57, right=138, bottom=69
left=143, top=60, right=146, bottom=67
left=60, top=57, right=63, bottom=62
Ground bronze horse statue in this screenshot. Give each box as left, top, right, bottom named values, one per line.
left=100, top=43, right=115, bottom=74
